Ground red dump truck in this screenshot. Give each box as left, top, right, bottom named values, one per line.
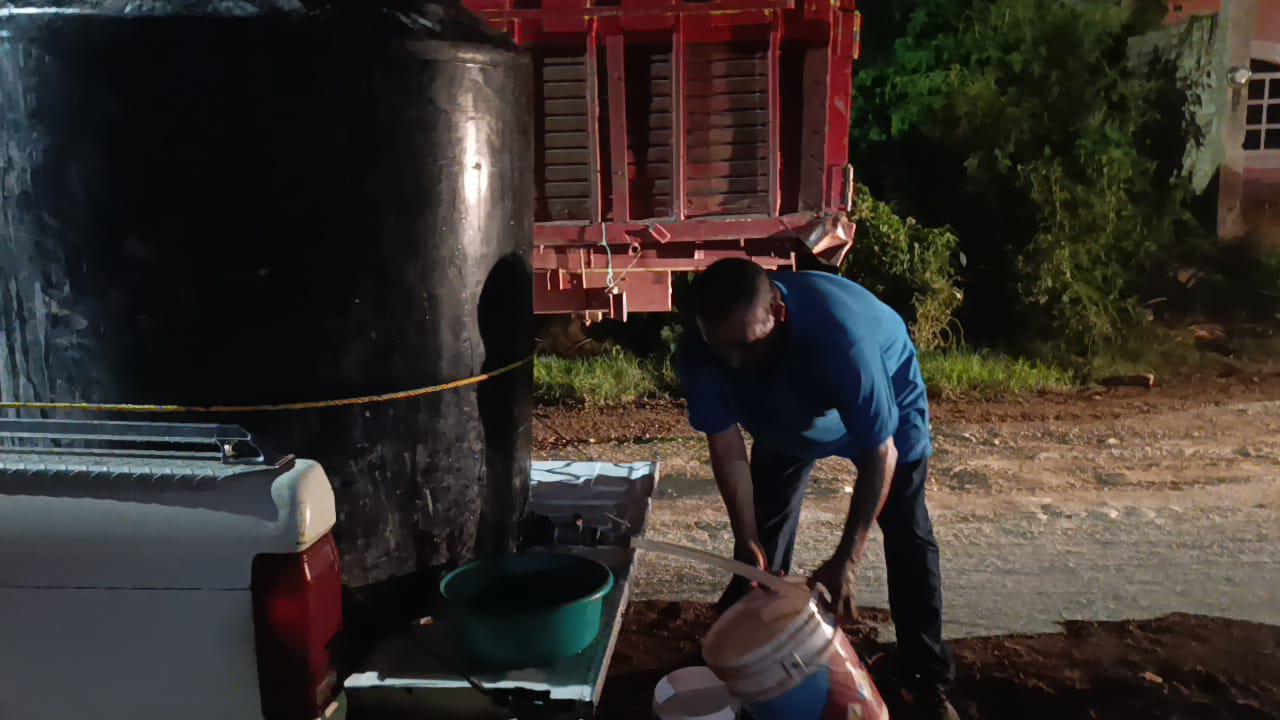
left=462, top=0, right=861, bottom=320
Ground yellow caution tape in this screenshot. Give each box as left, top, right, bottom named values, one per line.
left=0, top=355, right=533, bottom=414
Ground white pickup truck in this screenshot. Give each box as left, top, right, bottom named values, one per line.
left=0, top=419, right=347, bottom=720
left=0, top=419, right=659, bottom=720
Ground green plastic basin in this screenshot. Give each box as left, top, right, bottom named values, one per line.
left=439, top=552, right=614, bottom=669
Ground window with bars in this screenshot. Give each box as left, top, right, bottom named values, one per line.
left=1245, top=60, right=1280, bottom=152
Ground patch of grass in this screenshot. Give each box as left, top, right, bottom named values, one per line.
left=537, top=347, right=1078, bottom=405
left=920, top=350, right=1076, bottom=398
left=534, top=350, right=678, bottom=406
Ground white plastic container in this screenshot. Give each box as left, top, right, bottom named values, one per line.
left=702, top=587, right=887, bottom=720
left=653, top=666, right=739, bottom=720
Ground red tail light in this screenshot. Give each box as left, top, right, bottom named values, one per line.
left=251, top=533, right=343, bottom=720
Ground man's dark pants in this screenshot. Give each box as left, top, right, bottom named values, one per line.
left=729, top=445, right=955, bottom=691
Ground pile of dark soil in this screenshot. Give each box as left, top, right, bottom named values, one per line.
left=601, top=601, right=1280, bottom=720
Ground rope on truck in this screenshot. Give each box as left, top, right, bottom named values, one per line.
left=0, top=354, right=534, bottom=414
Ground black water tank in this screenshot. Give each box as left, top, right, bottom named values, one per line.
left=0, top=0, right=534, bottom=586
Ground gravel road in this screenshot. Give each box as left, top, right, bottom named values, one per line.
left=540, top=393, right=1280, bottom=639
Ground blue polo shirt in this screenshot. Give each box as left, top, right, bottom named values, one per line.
left=676, top=271, right=932, bottom=462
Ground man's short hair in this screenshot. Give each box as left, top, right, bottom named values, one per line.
left=691, top=258, right=771, bottom=326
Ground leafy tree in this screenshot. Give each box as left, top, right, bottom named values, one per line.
left=853, top=0, right=1201, bottom=353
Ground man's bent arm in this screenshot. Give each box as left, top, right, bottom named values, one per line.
left=707, top=427, right=759, bottom=549
left=836, top=438, right=897, bottom=564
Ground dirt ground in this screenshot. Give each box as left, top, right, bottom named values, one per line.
left=533, top=372, right=1280, bottom=453
left=535, top=370, right=1280, bottom=718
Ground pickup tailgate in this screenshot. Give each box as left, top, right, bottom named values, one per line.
left=0, top=420, right=337, bottom=720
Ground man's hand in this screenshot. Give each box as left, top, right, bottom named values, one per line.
left=812, top=438, right=896, bottom=621
left=809, top=552, right=858, bottom=620
left=734, top=537, right=768, bottom=571
left=715, top=538, right=767, bottom=613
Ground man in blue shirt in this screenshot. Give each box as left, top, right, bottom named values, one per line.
left=677, top=258, right=956, bottom=720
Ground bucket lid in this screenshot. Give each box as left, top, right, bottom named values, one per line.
left=653, top=666, right=738, bottom=720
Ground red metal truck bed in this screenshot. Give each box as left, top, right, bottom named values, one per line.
left=461, top=0, right=861, bottom=319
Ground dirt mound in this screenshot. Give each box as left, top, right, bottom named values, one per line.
left=602, top=601, right=1280, bottom=720
left=945, top=613, right=1280, bottom=719
left=599, top=601, right=890, bottom=719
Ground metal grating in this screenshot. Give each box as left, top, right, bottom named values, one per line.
left=682, top=44, right=771, bottom=217
left=630, top=47, right=674, bottom=219
left=538, top=52, right=596, bottom=222
left=0, top=419, right=280, bottom=485
left=0, top=453, right=269, bottom=484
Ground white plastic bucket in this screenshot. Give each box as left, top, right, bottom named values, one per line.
left=702, top=586, right=836, bottom=701
left=701, top=587, right=887, bottom=720
left=652, top=666, right=739, bottom=720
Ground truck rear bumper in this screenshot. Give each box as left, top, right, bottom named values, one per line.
left=532, top=213, right=854, bottom=319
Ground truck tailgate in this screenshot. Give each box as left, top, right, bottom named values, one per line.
left=345, top=461, right=659, bottom=719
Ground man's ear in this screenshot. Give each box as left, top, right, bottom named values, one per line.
left=770, top=287, right=787, bottom=323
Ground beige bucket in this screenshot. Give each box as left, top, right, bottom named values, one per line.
left=701, top=586, right=887, bottom=720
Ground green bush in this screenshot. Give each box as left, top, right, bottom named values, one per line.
left=844, top=191, right=963, bottom=351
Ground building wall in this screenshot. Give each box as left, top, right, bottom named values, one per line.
left=1166, top=0, right=1223, bottom=26
left=1256, top=0, right=1280, bottom=49
left=1162, top=0, right=1277, bottom=241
